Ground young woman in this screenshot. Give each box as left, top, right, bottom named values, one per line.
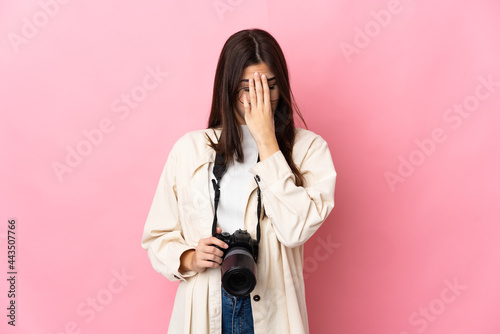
left=142, top=28, right=336, bottom=334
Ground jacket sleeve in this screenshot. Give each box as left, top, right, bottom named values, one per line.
left=141, top=143, right=197, bottom=281
left=249, top=134, right=336, bottom=248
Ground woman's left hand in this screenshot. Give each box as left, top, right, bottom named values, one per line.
left=243, top=72, right=280, bottom=160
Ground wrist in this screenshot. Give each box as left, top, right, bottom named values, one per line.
left=257, top=139, right=280, bottom=161
left=179, top=249, right=195, bottom=274
left=252, top=128, right=275, bottom=145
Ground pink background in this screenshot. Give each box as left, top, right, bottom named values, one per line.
left=1, top=0, right=500, bottom=333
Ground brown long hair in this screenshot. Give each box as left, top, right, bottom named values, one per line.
left=207, top=28, right=306, bottom=186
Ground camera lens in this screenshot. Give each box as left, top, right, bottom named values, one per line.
left=231, top=272, right=249, bottom=289
left=221, top=247, right=256, bottom=297
left=227, top=271, right=251, bottom=293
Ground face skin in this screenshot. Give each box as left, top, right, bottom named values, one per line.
left=234, top=63, right=280, bottom=125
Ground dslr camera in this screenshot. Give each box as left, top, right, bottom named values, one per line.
left=214, top=229, right=259, bottom=297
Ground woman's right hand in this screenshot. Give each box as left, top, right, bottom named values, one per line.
left=179, top=227, right=228, bottom=274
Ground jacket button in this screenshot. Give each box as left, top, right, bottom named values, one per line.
left=253, top=295, right=260, bottom=302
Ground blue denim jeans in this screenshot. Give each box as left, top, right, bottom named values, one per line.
left=221, top=286, right=254, bottom=334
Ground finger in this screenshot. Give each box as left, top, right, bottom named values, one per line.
left=196, top=257, right=220, bottom=269
left=194, top=251, right=222, bottom=267
left=209, top=236, right=229, bottom=251
left=197, top=241, right=224, bottom=256
left=203, top=253, right=223, bottom=264
left=212, top=247, right=225, bottom=259
left=205, top=260, right=221, bottom=268
left=254, top=72, right=263, bottom=108
left=215, top=227, right=222, bottom=234
left=261, top=74, right=271, bottom=109
left=249, top=77, right=257, bottom=107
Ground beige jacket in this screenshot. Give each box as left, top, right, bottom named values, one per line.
left=141, top=127, right=336, bottom=334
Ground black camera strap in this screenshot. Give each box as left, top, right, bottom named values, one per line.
left=211, top=153, right=227, bottom=237
left=211, top=152, right=262, bottom=245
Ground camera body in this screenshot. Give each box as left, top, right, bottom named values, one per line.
left=215, top=229, right=259, bottom=261
left=214, top=229, right=259, bottom=297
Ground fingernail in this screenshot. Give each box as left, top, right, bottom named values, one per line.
left=249, top=78, right=253, bottom=83
left=255, top=72, right=259, bottom=76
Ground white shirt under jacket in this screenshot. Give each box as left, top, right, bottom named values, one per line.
left=141, top=126, right=337, bottom=334
left=208, top=124, right=259, bottom=234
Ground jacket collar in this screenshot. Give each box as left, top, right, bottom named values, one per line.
left=189, top=126, right=259, bottom=219
left=189, top=128, right=221, bottom=179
